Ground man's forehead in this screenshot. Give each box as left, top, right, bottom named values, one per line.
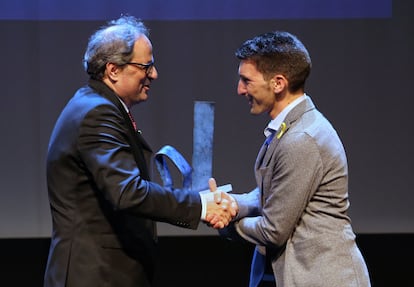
left=132, top=36, right=153, bottom=58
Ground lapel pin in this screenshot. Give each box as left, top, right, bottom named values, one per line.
left=276, top=122, right=287, bottom=139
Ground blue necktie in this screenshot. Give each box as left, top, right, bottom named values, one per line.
left=258, top=129, right=276, bottom=167
left=265, top=129, right=276, bottom=146
left=250, top=129, right=277, bottom=287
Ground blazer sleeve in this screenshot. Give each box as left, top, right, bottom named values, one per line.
left=218, top=187, right=261, bottom=240
left=232, top=187, right=262, bottom=220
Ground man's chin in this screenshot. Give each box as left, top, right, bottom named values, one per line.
left=249, top=107, right=260, bottom=115
left=138, top=93, right=149, bottom=102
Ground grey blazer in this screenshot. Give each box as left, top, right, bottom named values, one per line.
left=230, top=96, right=371, bottom=287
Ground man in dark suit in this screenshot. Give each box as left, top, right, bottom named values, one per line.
left=44, top=15, right=236, bottom=287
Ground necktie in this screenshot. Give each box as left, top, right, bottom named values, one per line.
left=251, top=129, right=278, bottom=286
left=265, top=128, right=276, bottom=146
left=251, top=133, right=276, bottom=286
left=128, top=111, right=138, bottom=132
left=258, top=129, right=276, bottom=167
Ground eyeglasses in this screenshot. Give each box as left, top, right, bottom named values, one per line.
left=125, top=61, right=155, bottom=76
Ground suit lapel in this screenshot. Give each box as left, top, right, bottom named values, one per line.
left=256, top=97, right=316, bottom=169
left=88, top=79, right=152, bottom=180
left=255, top=142, right=268, bottom=170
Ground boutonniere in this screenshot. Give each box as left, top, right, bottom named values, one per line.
left=276, top=122, right=287, bottom=139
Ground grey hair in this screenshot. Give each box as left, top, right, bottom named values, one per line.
left=83, top=15, right=149, bottom=80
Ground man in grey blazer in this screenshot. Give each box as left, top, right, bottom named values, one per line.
left=44, top=16, right=236, bottom=287
left=216, top=31, right=371, bottom=286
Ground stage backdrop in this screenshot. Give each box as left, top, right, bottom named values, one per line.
left=1, top=0, right=413, bottom=237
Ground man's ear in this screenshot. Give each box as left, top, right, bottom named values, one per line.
left=271, top=75, right=288, bottom=93
left=105, top=62, right=120, bottom=81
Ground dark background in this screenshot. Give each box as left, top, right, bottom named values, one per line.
left=1, top=235, right=413, bottom=286
left=0, top=0, right=412, bottom=286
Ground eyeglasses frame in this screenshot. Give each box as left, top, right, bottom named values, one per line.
left=125, top=61, right=155, bottom=76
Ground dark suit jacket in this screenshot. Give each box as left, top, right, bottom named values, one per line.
left=44, top=79, right=202, bottom=287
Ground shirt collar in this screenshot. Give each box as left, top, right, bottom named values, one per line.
left=264, top=94, right=307, bottom=137
left=118, top=97, right=129, bottom=113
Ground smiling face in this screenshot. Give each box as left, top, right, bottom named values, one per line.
left=237, top=59, right=276, bottom=117
left=104, top=35, right=158, bottom=108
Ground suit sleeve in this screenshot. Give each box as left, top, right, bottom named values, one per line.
left=77, top=103, right=202, bottom=229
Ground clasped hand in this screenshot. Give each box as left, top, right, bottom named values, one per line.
left=204, top=178, right=238, bottom=229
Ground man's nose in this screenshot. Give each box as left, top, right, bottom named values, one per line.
left=149, top=66, right=158, bottom=79
left=237, top=80, right=247, bottom=95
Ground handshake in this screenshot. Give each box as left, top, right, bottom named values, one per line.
left=201, top=178, right=238, bottom=229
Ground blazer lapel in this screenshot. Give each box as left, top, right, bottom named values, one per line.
left=88, top=79, right=152, bottom=180
left=255, top=97, right=316, bottom=171
left=255, top=142, right=268, bottom=170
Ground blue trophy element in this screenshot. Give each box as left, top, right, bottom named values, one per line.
left=155, top=101, right=215, bottom=191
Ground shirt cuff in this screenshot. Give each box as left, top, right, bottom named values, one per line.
left=199, top=192, right=215, bottom=221
left=198, top=184, right=233, bottom=221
